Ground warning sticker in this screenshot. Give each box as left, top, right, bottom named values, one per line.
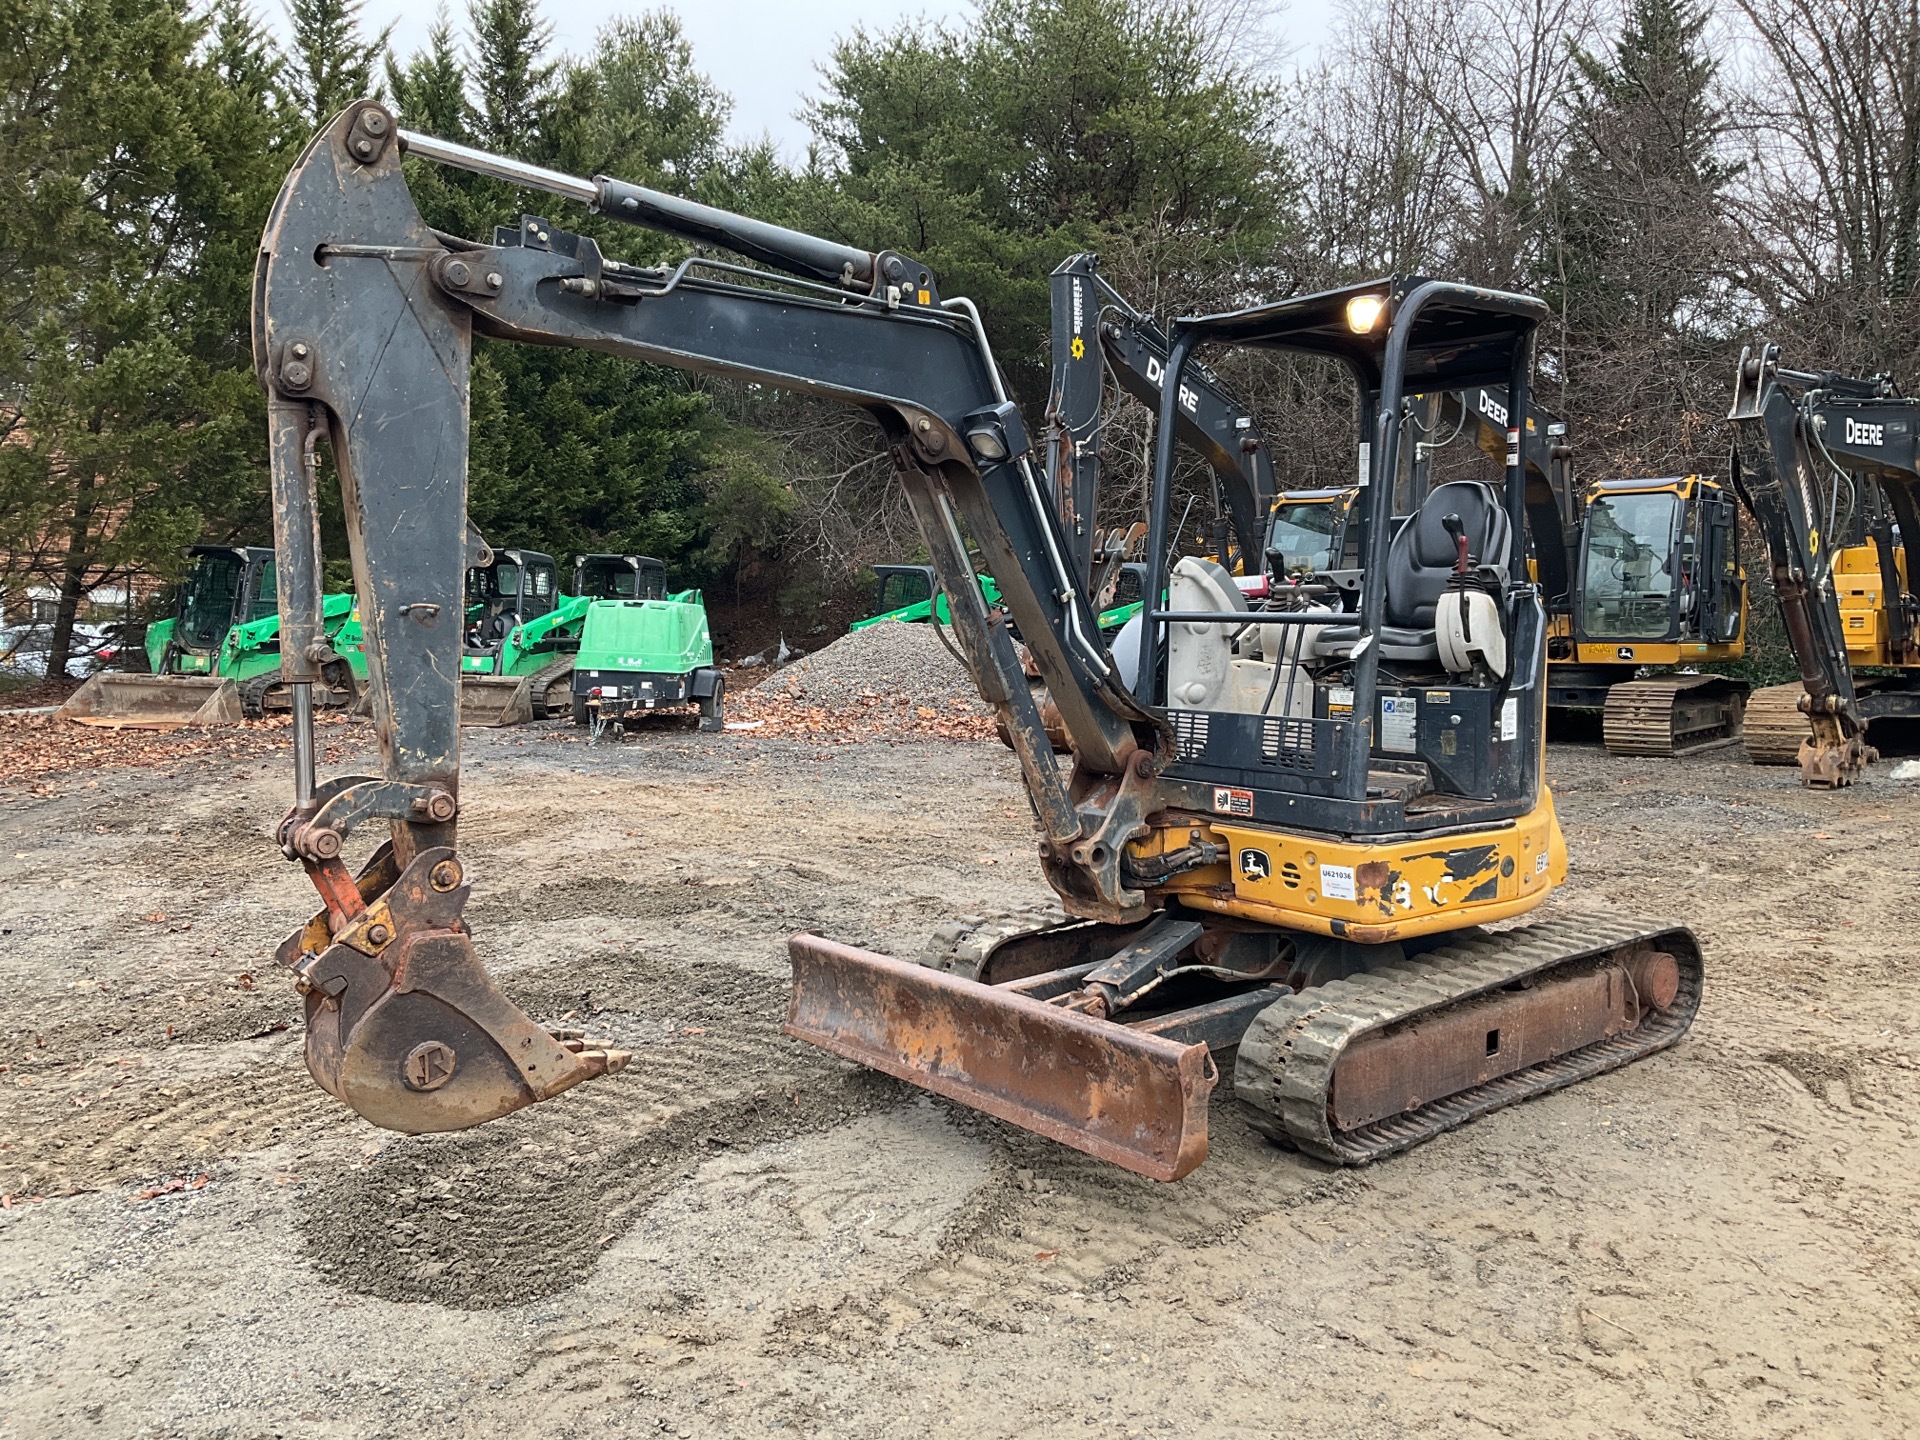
left=1319, top=863, right=1357, bottom=901
left=1328, top=686, right=1354, bottom=716
left=1380, top=694, right=1417, bottom=753
left=1212, top=786, right=1254, bottom=817
left=1500, top=696, right=1519, bottom=742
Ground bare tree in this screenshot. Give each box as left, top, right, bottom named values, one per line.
left=1733, top=0, right=1920, bottom=375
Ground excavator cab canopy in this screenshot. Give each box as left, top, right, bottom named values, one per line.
left=1134, top=277, right=1552, bottom=836
left=1188, top=277, right=1543, bottom=392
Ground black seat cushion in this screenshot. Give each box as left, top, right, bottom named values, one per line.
left=1386, top=480, right=1511, bottom=631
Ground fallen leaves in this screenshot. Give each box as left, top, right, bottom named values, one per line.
left=133, top=1173, right=210, bottom=1202
left=727, top=688, right=997, bottom=744
left=0, top=710, right=365, bottom=788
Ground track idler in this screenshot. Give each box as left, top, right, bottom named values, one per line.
left=276, top=841, right=628, bottom=1131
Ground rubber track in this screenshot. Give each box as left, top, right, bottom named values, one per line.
left=914, top=905, right=1073, bottom=981
left=1234, top=913, right=1704, bottom=1165
left=1744, top=681, right=1810, bottom=765
left=528, top=655, right=577, bottom=719
left=1602, top=676, right=1745, bottom=757
left=238, top=661, right=357, bottom=720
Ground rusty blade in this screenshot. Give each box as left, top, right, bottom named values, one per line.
left=786, top=934, right=1215, bottom=1182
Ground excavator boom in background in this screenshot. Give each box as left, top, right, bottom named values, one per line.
left=253, top=102, right=1700, bottom=1177
left=1728, top=346, right=1920, bottom=785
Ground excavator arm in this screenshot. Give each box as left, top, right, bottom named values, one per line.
left=1046, top=255, right=1275, bottom=584
left=255, top=102, right=1169, bottom=1133
left=1728, top=345, right=1920, bottom=785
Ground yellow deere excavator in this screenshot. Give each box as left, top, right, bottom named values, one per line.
left=254, top=103, right=1702, bottom=1176
left=1728, top=347, right=1920, bottom=784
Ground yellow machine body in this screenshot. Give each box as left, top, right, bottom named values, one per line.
left=1833, top=543, right=1919, bottom=667
left=1146, top=791, right=1568, bottom=945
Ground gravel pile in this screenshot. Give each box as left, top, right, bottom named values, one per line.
left=757, top=620, right=985, bottom=710
left=731, top=620, right=993, bottom=740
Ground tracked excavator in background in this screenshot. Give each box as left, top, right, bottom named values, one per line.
left=255, top=102, right=1702, bottom=1176
left=1434, top=389, right=1749, bottom=757
left=1728, top=347, right=1920, bottom=785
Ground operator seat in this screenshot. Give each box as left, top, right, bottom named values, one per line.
left=475, top=609, right=513, bottom=648
left=1315, top=480, right=1511, bottom=665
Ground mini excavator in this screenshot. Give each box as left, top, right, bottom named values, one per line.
left=1729, top=346, right=1920, bottom=785
left=256, top=103, right=1701, bottom=1174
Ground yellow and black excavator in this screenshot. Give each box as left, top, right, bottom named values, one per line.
left=1728, top=346, right=1920, bottom=785
left=1442, top=390, right=1749, bottom=756
left=255, top=103, right=1702, bottom=1178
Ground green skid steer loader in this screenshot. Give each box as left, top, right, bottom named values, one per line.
left=58, top=545, right=365, bottom=729
left=568, top=553, right=722, bottom=736
left=456, top=548, right=585, bottom=725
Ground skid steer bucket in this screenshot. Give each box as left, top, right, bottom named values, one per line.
left=459, top=674, right=533, bottom=727
left=786, top=935, right=1216, bottom=1181
left=56, top=673, right=244, bottom=730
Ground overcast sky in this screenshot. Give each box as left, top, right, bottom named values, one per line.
left=315, top=1, right=1333, bottom=159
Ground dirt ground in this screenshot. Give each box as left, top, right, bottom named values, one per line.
left=2, top=718, right=1917, bottom=1439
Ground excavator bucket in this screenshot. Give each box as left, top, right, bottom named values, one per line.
left=786, top=935, right=1216, bottom=1182
left=55, top=673, right=244, bottom=730
left=279, top=842, right=630, bottom=1131
left=459, top=675, right=534, bottom=727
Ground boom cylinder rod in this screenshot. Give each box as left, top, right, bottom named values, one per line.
left=397, top=128, right=876, bottom=291
left=292, top=683, right=316, bottom=809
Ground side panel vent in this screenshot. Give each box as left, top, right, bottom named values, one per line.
left=1171, top=710, right=1211, bottom=760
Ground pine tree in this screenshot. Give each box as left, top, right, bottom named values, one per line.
left=379, top=0, right=722, bottom=571
left=806, top=0, right=1292, bottom=404
left=387, top=6, right=469, bottom=140
left=1549, top=0, right=1735, bottom=339
left=0, top=0, right=291, bottom=676
left=282, top=0, right=391, bottom=127
left=465, top=0, right=555, bottom=154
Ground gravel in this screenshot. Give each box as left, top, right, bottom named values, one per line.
left=748, top=620, right=988, bottom=713
left=730, top=620, right=993, bottom=740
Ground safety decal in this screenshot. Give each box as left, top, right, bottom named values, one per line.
left=1212, top=786, right=1254, bottom=817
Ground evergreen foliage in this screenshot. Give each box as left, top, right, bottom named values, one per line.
left=4, top=0, right=1920, bottom=675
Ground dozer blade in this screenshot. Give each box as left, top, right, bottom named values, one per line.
left=279, top=843, right=628, bottom=1131
left=56, top=673, right=244, bottom=730
left=786, top=934, right=1215, bottom=1182
left=459, top=674, right=534, bottom=727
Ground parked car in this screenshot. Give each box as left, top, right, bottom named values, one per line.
left=0, top=621, right=119, bottom=680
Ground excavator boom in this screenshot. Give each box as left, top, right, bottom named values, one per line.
left=256, top=101, right=1174, bottom=1136
left=1728, top=347, right=1920, bottom=785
